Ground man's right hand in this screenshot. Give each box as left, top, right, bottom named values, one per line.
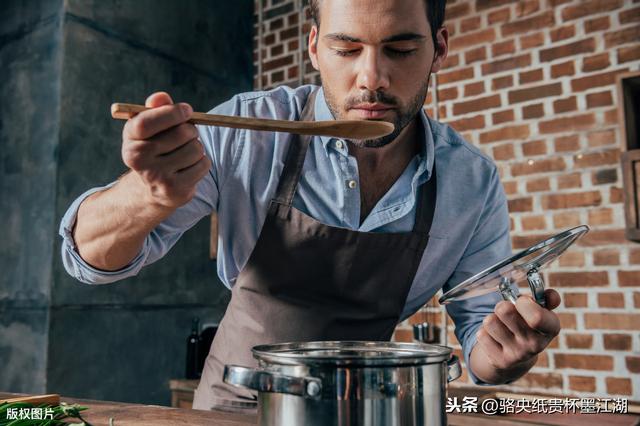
left=122, top=92, right=212, bottom=210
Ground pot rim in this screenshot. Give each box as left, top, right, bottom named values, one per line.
left=252, top=340, right=452, bottom=367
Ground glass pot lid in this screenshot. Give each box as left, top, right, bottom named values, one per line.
left=439, top=225, right=590, bottom=307
left=252, top=341, right=452, bottom=366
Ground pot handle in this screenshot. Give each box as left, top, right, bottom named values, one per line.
left=447, top=355, right=462, bottom=382
left=224, top=365, right=323, bottom=399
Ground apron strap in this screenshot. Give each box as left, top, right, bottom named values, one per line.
left=273, top=89, right=319, bottom=206
left=412, top=162, right=437, bottom=234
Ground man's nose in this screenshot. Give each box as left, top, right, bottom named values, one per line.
left=355, top=48, right=390, bottom=92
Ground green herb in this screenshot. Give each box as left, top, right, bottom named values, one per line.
left=0, top=401, right=93, bottom=426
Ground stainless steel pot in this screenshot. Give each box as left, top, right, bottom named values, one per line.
left=224, top=341, right=461, bottom=426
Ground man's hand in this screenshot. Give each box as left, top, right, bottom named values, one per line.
left=469, top=289, right=561, bottom=384
left=122, top=92, right=212, bottom=210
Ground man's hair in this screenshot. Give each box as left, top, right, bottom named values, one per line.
left=308, top=0, right=447, bottom=45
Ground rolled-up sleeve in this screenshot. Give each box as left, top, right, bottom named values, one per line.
left=443, top=165, right=512, bottom=385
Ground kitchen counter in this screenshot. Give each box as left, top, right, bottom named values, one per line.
left=1, top=390, right=638, bottom=425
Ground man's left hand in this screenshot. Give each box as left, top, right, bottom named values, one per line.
left=470, top=289, right=561, bottom=384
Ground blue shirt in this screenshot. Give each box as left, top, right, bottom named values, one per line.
left=59, top=84, right=511, bottom=384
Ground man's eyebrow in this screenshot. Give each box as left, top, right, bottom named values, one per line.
left=324, top=32, right=427, bottom=43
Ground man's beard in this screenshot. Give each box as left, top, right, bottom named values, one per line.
left=321, top=75, right=431, bottom=148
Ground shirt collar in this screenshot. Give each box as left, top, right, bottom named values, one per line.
left=313, top=86, right=435, bottom=181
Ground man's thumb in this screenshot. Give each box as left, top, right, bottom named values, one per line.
left=145, top=91, right=174, bottom=108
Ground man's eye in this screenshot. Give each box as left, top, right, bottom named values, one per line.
left=334, top=49, right=359, bottom=57
left=386, top=48, right=417, bottom=57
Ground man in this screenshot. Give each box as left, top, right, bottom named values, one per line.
left=59, top=0, right=561, bottom=411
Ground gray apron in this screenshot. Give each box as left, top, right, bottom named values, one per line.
left=192, top=89, right=438, bottom=412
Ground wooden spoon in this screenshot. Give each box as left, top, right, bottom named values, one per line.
left=111, top=103, right=394, bottom=140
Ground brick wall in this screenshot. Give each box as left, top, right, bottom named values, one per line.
left=253, top=0, right=640, bottom=398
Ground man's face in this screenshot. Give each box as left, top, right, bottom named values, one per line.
left=309, top=0, right=446, bottom=147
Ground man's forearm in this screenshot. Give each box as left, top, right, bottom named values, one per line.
left=73, top=171, right=176, bottom=271
left=468, top=343, right=536, bottom=385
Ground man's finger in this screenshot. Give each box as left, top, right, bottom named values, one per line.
left=145, top=91, right=174, bottom=108
left=125, top=103, right=192, bottom=140
left=494, top=301, right=533, bottom=339
left=545, top=289, right=561, bottom=310
left=515, top=296, right=561, bottom=336
left=483, top=313, right=516, bottom=347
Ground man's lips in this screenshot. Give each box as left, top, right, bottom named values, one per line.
left=350, top=103, right=395, bottom=119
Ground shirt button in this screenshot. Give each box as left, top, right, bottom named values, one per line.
left=348, top=180, right=357, bottom=189
left=335, top=140, right=343, bottom=149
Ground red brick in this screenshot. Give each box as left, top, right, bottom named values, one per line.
left=539, top=113, right=596, bottom=134
left=585, top=16, right=610, bottom=33
left=591, top=168, right=617, bottom=185
left=460, top=16, right=481, bottom=33
left=449, top=28, right=496, bottom=51
left=263, top=54, right=295, bottom=71
left=511, top=157, right=566, bottom=176
left=620, top=6, right=640, bottom=24
left=636, top=292, right=640, bottom=308
left=448, top=115, right=485, bottom=132
left=464, top=81, right=485, bottom=97
left=580, top=229, right=626, bottom=246
left=559, top=251, right=585, bottom=267
left=603, top=333, right=632, bottom=350
left=519, top=68, right=543, bottom=84
left=492, top=109, right=515, bottom=125
left=437, top=87, right=458, bottom=102
left=606, top=377, right=632, bottom=395
left=550, top=24, right=576, bottom=42
left=502, top=180, right=518, bottom=195
left=618, top=45, right=640, bottom=63
left=553, top=211, right=582, bottom=228
left=476, top=0, right=516, bottom=11
left=586, top=90, right=614, bottom=108
left=605, top=25, right=640, bottom=48
left=480, top=124, right=529, bottom=144
left=464, top=46, right=486, bottom=64
left=583, top=53, right=611, bottom=72
left=493, top=144, right=515, bottom=161
left=561, top=0, right=623, bottom=21
left=565, top=333, right=593, bottom=349
left=585, top=313, right=640, bottom=330
left=569, top=376, right=596, bottom=392
left=441, top=54, right=460, bottom=70
left=514, top=372, right=563, bottom=390
left=438, top=67, right=474, bottom=84
left=627, top=356, right=640, bottom=373
left=481, top=54, right=531, bottom=75
left=515, top=0, right=540, bottom=17
left=488, top=7, right=511, bottom=24
left=446, top=2, right=471, bottom=19
left=598, top=292, right=625, bottom=307
left=512, top=233, right=554, bottom=249
left=553, top=96, right=577, bottom=114
left=549, top=271, right=608, bottom=287
left=453, top=95, right=501, bottom=115
left=508, top=83, right=562, bottom=104
left=563, top=292, right=588, bottom=308
left=502, top=11, right=555, bottom=37
left=393, top=328, right=413, bottom=342
left=508, top=197, right=534, bottom=213
left=540, top=38, right=596, bottom=62
left=523, top=104, right=545, bottom=119
left=521, top=214, right=547, bottom=230
left=557, top=173, right=582, bottom=189
left=554, top=135, right=580, bottom=152
left=618, top=270, right=640, bottom=287
left=492, top=40, right=515, bottom=57
left=556, top=354, right=613, bottom=370
left=542, top=191, right=601, bottom=209
left=588, top=208, right=614, bottom=226
left=522, top=140, right=547, bottom=156
left=587, top=129, right=617, bottom=148
left=525, top=177, right=550, bottom=192
left=551, top=61, right=575, bottom=78
left=492, top=75, right=513, bottom=90
left=520, top=31, right=545, bottom=49
left=574, top=149, right=619, bottom=168
left=571, top=69, right=629, bottom=92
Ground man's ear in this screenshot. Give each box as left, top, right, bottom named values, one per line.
left=308, top=25, right=320, bottom=71
left=430, top=26, right=449, bottom=74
